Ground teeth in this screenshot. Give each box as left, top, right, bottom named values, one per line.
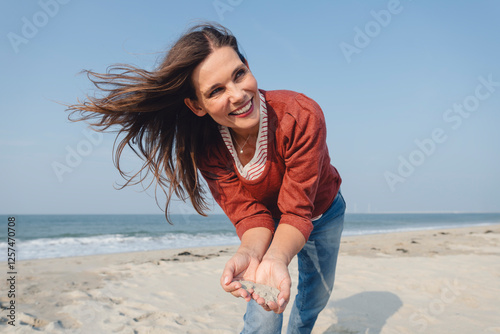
left=231, top=101, right=251, bottom=115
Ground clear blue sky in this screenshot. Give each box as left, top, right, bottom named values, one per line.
left=1, top=0, right=499, bottom=214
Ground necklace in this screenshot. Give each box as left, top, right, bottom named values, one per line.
left=233, top=134, right=251, bottom=154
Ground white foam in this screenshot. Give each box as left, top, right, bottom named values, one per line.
left=6, top=233, right=240, bottom=260
left=4, top=220, right=497, bottom=260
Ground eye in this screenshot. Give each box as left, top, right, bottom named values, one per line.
left=209, top=87, right=223, bottom=97
left=235, top=68, right=247, bottom=79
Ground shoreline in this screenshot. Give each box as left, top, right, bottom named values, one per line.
left=2, top=224, right=499, bottom=333
left=11, top=221, right=500, bottom=262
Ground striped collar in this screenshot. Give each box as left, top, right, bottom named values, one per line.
left=219, top=91, right=268, bottom=180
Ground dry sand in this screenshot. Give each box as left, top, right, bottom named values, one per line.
left=239, top=280, right=280, bottom=304
left=1, top=224, right=499, bottom=333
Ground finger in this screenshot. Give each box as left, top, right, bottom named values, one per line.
left=270, top=280, right=290, bottom=313
left=255, top=298, right=271, bottom=312
left=252, top=293, right=278, bottom=312
left=266, top=300, right=279, bottom=312
left=240, top=288, right=252, bottom=302
left=252, top=293, right=265, bottom=306
left=275, top=298, right=288, bottom=314
left=276, top=279, right=291, bottom=308
left=220, top=265, right=235, bottom=290
left=231, top=287, right=252, bottom=301
left=223, top=280, right=242, bottom=293
left=271, top=296, right=288, bottom=314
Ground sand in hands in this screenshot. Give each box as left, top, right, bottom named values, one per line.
left=238, top=281, right=280, bottom=304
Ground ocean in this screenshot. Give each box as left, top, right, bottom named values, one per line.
left=1, top=213, right=499, bottom=260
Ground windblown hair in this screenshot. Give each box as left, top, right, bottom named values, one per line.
left=67, top=23, right=246, bottom=221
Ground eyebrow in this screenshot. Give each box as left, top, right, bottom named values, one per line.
left=204, top=64, right=246, bottom=96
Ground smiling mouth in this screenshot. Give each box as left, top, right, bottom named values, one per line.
left=229, top=99, right=253, bottom=116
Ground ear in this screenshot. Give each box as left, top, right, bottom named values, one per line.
left=184, top=98, right=207, bottom=117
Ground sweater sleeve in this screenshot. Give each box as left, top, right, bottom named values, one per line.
left=277, top=93, right=329, bottom=241
left=198, top=144, right=276, bottom=239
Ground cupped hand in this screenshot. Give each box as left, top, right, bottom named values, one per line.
left=253, top=255, right=292, bottom=314
left=220, top=250, right=261, bottom=302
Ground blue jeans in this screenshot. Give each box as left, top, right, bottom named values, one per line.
left=241, top=190, right=346, bottom=334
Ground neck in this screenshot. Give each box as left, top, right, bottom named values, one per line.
left=230, top=127, right=258, bottom=154
left=230, top=123, right=260, bottom=142
left=231, top=130, right=255, bottom=143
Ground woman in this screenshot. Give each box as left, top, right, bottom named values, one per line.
left=68, top=23, right=345, bottom=334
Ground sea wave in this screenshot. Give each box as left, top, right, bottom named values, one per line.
left=3, top=213, right=498, bottom=260
left=4, top=233, right=240, bottom=260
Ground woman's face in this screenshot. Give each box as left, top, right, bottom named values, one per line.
left=185, top=46, right=260, bottom=138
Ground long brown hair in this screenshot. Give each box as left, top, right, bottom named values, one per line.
left=67, top=23, right=246, bottom=220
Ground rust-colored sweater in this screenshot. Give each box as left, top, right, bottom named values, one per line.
left=198, top=90, right=341, bottom=241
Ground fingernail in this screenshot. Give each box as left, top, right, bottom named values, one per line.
left=224, top=277, right=230, bottom=285
left=279, top=298, right=285, bottom=306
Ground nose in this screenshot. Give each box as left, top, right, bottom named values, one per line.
left=228, top=82, right=245, bottom=104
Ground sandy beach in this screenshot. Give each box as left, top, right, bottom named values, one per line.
left=1, top=224, right=499, bottom=333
